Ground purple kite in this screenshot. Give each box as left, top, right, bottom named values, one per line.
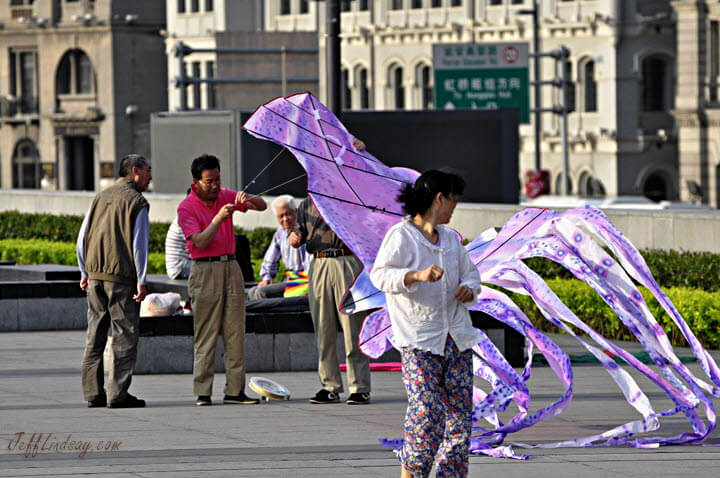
left=243, top=93, right=720, bottom=459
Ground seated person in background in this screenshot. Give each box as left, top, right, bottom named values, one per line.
left=247, top=195, right=307, bottom=300
left=165, top=216, right=192, bottom=280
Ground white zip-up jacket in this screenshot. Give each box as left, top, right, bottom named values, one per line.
left=370, top=219, right=483, bottom=355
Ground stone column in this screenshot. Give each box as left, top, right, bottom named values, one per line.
left=671, top=0, right=711, bottom=204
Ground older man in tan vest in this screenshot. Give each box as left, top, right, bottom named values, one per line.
left=76, top=154, right=152, bottom=409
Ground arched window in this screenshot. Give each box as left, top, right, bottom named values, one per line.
left=643, top=172, right=669, bottom=202
left=578, top=172, right=605, bottom=197
left=642, top=55, right=673, bottom=112
left=580, top=59, right=597, bottom=112
left=355, top=65, right=370, bottom=109
left=388, top=63, right=405, bottom=109
left=12, top=139, right=39, bottom=189
left=56, top=49, right=95, bottom=96
left=415, top=63, right=433, bottom=110
left=341, top=67, right=351, bottom=110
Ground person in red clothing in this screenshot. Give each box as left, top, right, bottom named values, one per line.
left=177, top=154, right=267, bottom=406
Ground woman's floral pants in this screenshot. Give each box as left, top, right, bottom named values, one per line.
left=400, top=337, right=473, bottom=477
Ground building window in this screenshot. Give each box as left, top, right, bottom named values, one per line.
left=341, top=0, right=351, bottom=11
left=12, top=139, right=39, bottom=189
left=411, top=0, right=422, bottom=8
left=300, top=0, right=308, bottom=14
left=391, top=0, right=403, bottom=10
left=205, top=0, right=213, bottom=12
left=191, top=0, right=199, bottom=13
left=581, top=59, right=597, bottom=112
left=206, top=61, right=215, bottom=108
left=356, top=66, right=370, bottom=109
left=642, top=55, right=672, bottom=112
left=192, top=61, right=201, bottom=109
left=10, top=50, right=38, bottom=114
left=512, top=0, right=525, bottom=5
left=643, top=172, right=669, bottom=202
left=342, top=68, right=351, bottom=110
left=56, top=49, right=95, bottom=96
left=489, top=0, right=502, bottom=6
left=578, top=172, right=605, bottom=197
left=177, top=0, right=185, bottom=14
left=280, top=0, right=290, bottom=15
left=416, top=63, right=433, bottom=109
left=359, top=0, right=369, bottom=10
left=431, top=0, right=441, bottom=7
left=389, top=63, right=405, bottom=109
left=450, top=0, right=461, bottom=6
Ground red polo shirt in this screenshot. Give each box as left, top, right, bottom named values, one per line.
left=177, top=185, right=247, bottom=259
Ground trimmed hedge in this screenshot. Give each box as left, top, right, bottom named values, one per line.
left=510, top=278, right=720, bottom=350
left=2, top=211, right=720, bottom=291
left=0, top=210, right=277, bottom=260
left=0, top=239, right=166, bottom=275
left=2, top=238, right=718, bottom=348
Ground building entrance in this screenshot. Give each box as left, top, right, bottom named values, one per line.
left=65, top=136, right=94, bottom=190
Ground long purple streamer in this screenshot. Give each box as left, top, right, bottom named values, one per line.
left=243, top=93, right=720, bottom=459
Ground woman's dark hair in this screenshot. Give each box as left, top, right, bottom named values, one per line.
left=397, top=170, right=465, bottom=217
left=191, top=154, right=221, bottom=180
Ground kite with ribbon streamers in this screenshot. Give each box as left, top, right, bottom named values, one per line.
left=243, top=93, right=720, bottom=459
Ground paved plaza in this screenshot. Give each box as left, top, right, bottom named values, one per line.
left=0, top=330, right=719, bottom=477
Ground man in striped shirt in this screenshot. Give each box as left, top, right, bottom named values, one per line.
left=247, top=195, right=307, bottom=300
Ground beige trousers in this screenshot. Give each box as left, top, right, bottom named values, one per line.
left=308, top=255, right=371, bottom=394
left=82, top=280, right=139, bottom=403
left=188, top=260, right=246, bottom=397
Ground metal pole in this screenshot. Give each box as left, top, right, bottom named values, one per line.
left=177, top=42, right=187, bottom=111
left=560, top=48, right=570, bottom=196
left=532, top=0, right=541, bottom=171
left=326, top=0, right=341, bottom=116
left=281, top=44, right=287, bottom=96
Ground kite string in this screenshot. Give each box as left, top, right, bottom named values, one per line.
left=241, top=147, right=287, bottom=193
left=254, top=173, right=307, bottom=196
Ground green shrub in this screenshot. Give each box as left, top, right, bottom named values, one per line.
left=236, top=226, right=276, bottom=260
left=0, top=210, right=170, bottom=254
left=2, top=211, right=720, bottom=292
left=509, top=278, right=720, bottom=350
left=0, top=239, right=166, bottom=275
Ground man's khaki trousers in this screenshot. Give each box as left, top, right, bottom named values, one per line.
left=82, top=280, right=139, bottom=403
left=188, top=260, right=246, bottom=397
left=308, top=255, right=371, bottom=394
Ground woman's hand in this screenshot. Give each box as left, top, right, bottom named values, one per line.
left=404, top=264, right=443, bottom=286
left=453, top=285, right=474, bottom=303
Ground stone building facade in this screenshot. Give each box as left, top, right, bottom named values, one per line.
left=0, top=0, right=166, bottom=191
left=263, top=0, right=700, bottom=204
left=165, top=0, right=263, bottom=111
left=672, top=0, right=720, bottom=207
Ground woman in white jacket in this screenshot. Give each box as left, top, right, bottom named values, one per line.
left=370, top=170, right=482, bottom=478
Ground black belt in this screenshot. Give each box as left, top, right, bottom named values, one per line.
left=314, top=249, right=352, bottom=259
left=195, top=254, right=235, bottom=262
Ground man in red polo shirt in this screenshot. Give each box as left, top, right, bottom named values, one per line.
left=177, top=154, right=267, bottom=406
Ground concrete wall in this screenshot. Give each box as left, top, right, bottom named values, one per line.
left=3, top=189, right=720, bottom=252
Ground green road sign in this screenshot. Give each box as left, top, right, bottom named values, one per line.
left=433, top=42, right=530, bottom=123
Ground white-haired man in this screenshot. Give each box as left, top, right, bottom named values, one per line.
left=247, top=195, right=308, bottom=300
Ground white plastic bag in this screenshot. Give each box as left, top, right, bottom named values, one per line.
left=140, top=292, right=181, bottom=317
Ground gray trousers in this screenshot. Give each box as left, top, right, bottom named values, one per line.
left=81, top=280, right=139, bottom=403
left=308, top=255, right=371, bottom=394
